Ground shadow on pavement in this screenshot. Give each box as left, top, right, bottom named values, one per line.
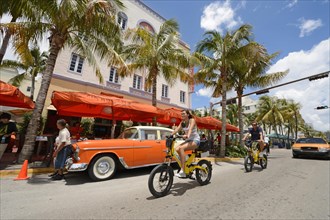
left=170, top=180, right=200, bottom=196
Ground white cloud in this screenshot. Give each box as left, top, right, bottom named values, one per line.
left=196, top=87, right=214, bottom=97
left=298, top=18, right=323, bottom=37
left=200, top=0, right=242, bottom=33
left=268, top=38, right=330, bottom=132
left=286, top=0, right=298, bottom=8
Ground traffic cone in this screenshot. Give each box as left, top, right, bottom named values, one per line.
left=14, top=160, right=30, bottom=180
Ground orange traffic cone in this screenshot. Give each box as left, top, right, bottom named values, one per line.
left=14, top=160, right=30, bottom=180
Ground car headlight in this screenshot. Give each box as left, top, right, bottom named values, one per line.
left=318, top=148, right=329, bottom=152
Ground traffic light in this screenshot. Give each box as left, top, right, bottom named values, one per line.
left=220, top=98, right=237, bottom=106
left=226, top=98, right=237, bottom=105
left=309, top=73, right=329, bottom=81
left=255, top=89, right=269, bottom=95
left=316, top=106, right=329, bottom=110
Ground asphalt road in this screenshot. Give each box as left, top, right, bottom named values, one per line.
left=1, top=149, right=329, bottom=220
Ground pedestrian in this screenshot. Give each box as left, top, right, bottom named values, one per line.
left=214, top=132, right=221, bottom=144
left=171, top=110, right=200, bottom=178
left=51, top=119, right=72, bottom=181
left=201, top=133, right=207, bottom=140
left=70, top=121, right=83, bottom=143
left=0, top=113, right=18, bottom=161
left=264, top=134, right=270, bottom=154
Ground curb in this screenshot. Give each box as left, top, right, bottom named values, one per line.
left=198, top=157, right=242, bottom=163
left=0, top=157, right=242, bottom=178
left=0, top=167, right=54, bottom=178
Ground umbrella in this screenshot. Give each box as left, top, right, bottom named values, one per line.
left=157, top=108, right=183, bottom=125
left=0, top=80, right=35, bottom=109
left=195, top=116, right=240, bottom=132
left=51, top=91, right=162, bottom=122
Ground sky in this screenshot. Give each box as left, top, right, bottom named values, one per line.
left=2, top=0, right=329, bottom=132
left=143, top=0, right=330, bottom=132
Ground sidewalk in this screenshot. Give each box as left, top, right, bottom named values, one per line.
left=0, top=153, right=242, bottom=178
left=0, top=153, right=53, bottom=178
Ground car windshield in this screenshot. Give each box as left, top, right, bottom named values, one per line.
left=296, top=138, right=326, bottom=144
left=117, top=128, right=138, bottom=139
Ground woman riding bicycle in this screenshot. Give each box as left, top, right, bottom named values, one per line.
left=171, top=110, right=200, bottom=178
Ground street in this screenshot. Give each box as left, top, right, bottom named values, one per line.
left=1, top=149, right=329, bottom=220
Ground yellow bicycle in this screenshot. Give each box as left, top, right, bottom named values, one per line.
left=148, top=135, right=212, bottom=198
left=244, top=140, right=268, bottom=172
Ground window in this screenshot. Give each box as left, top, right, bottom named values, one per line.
left=245, top=106, right=250, bottom=111
left=140, top=130, right=158, bottom=140
left=162, top=84, right=168, bottom=98
left=139, top=21, right=155, bottom=34
left=109, top=67, right=119, bottom=83
left=117, top=12, right=128, bottom=30
left=27, top=86, right=31, bottom=92
left=69, top=53, right=84, bottom=73
left=180, top=91, right=186, bottom=103
left=133, top=75, right=142, bottom=90
left=144, top=79, right=152, bottom=93
left=160, top=130, right=172, bottom=140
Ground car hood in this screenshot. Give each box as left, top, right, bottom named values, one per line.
left=292, top=143, right=329, bottom=149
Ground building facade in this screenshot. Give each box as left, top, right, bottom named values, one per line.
left=44, top=0, right=192, bottom=117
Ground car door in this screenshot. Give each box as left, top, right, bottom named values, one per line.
left=133, top=128, right=163, bottom=167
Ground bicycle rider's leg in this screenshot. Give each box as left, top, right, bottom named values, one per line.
left=175, top=141, right=197, bottom=176
left=258, top=140, right=265, bottom=155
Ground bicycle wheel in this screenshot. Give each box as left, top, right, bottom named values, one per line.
left=244, top=155, right=253, bottom=172
left=148, top=164, right=174, bottom=198
left=195, top=159, right=212, bottom=185
left=260, top=155, right=268, bottom=169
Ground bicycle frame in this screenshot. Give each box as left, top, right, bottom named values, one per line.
left=165, top=136, right=208, bottom=175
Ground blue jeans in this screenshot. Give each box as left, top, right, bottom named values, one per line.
left=55, top=145, right=71, bottom=169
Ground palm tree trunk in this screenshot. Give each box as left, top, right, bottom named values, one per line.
left=151, top=74, right=157, bottom=126
left=237, top=90, right=244, bottom=147
left=18, top=44, right=61, bottom=163
left=294, top=112, right=298, bottom=140
left=0, top=17, right=17, bottom=64
left=220, top=73, right=227, bottom=158
left=31, top=75, right=35, bottom=100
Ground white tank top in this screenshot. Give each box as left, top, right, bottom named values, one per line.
left=182, top=119, right=200, bottom=141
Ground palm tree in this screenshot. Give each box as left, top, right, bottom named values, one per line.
left=118, top=19, right=194, bottom=125
left=256, top=96, right=284, bottom=136
left=229, top=41, right=288, bottom=147
left=194, top=24, right=253, bottom=157
left=0, top=0, right=39, bottom=64
left=1, top=0, right=126, bottom=163
left=1, top=46, right=48, bottom=100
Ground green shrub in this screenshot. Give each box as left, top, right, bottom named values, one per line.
left=225, top=145, right=247, bottom=158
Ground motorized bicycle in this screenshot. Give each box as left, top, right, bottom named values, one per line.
left=148, top=135, right=212, bottom=198
left=244, top=140, right=267, bottom=172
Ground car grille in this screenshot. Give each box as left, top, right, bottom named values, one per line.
left=301, top=147, right=318, bottom=151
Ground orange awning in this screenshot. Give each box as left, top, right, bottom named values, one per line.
left=0, top=80, right=35, bottom=109
left=51, top=91, right=162, bottom=122
left=195, top=116, right=239, bottom=132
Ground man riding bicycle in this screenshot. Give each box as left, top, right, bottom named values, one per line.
left=243, top=121, right=265, bottom=156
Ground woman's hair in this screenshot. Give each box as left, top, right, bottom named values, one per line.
left=57, top=119, right=67, bottom=128
left=182, top=109, right=193, bottom=119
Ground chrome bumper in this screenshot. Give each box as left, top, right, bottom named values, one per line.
left=68, top=163, right=88, bottom=172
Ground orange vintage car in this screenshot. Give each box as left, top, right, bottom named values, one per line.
left=69, top=126, right=174, bottom=181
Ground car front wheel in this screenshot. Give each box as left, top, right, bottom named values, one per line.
left=88, top=155, right=117, bottom=181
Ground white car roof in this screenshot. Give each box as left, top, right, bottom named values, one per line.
left=129, top=126, right=173, bottom=131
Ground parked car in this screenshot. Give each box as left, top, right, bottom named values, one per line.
left=69, top=126, right=174, bottom=181
left=292, top=137, right=330, bottom=159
